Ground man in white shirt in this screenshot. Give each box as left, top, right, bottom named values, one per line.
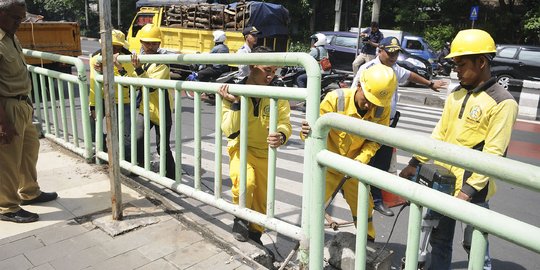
left=352, top=36, right=447, bottom=216
left=237, top=26, right=261, bottom=78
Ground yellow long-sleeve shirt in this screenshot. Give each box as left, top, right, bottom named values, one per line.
left=221, top=96, right=292, bottom=157
left=89, top=53, right=135, bottom=106
left=134, top=62, right=173, bottom=125
left=413, top=78, right=518, bottom=201
left=320, top=88, right=390, bottom=165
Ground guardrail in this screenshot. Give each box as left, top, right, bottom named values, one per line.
left=309, top=113, right=540, bottom=269
left=90, top=52, right=322, bottom=265
left=23, top=49, right=93, bottom=161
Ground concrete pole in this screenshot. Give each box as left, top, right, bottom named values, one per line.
left=371, top=0, right=381, bottom=23
left=98, top=0, right=123, bottom=220
left=334, top=0, right=342, bottom=31
left=117, top=0, right=121, bottom=29
left=355, top=0, right=365, bottom=57
left=85, top=0, right=89, bottom=29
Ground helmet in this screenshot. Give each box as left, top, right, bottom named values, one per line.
left=139, top=24, right=161, bottom=42
left=111, top=29, right=129, bottom=49
left=446, top=29, right=496, bottom=58
left=359, top=64, right=397, bottom=107
left=99, top=29, right=129, bottom=49
left=213, top=30, right=226, bottom=43
left=310, top=33, right=327, bottom=47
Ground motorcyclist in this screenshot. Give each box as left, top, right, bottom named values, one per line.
left=197, top=30, right=230, bottom=82
left=296, top=33, right=330, bottom=88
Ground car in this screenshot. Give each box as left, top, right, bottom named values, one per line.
left=319, top=31, right=432, bottom=85
left=491, top=44, right=540, bottom=89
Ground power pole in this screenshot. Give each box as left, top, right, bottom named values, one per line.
left=334, top=0, right=342, bottom=31
left=98, top=0, right=123, bottom=220
left=355, top=0, right=365, bottom=57
left=117, top=0, right=122, bottom=30
left=371, top=0, right=381, bottom=23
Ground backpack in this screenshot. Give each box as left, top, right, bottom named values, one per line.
left=316, top=47, right=332, bottom=71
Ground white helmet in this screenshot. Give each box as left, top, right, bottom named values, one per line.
left=213, top=30, right=226, bottom=43
left=310, top=33, right=327, bottom=47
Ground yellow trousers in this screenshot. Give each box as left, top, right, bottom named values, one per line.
left=0, top=97, right=41, bottom=214
left=326, top=170, right=376, bottom=239
left=228, top=147, right=268, bottom=233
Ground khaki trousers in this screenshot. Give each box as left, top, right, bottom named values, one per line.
left=0, top=97, right=41, bottom=214
left=352, top=53, right=377, bottom=75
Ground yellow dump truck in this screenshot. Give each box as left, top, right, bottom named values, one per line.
left=16, top=21, right=82, bottom=72
left=127, top=1, right=290, bottom=55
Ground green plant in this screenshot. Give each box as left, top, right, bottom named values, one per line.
left=288, top=40, right=310, bottom=52
left=424, top=24, right=455, bottom=51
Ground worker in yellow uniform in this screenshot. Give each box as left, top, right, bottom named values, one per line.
left=131, top=24, right=176, bottom=179
left=89, top=29, right=135, bottom=160
left=218, top=46, right=292, bottom=245
left=301, top=64, right=398, bottom=241
left=400, top=29, right=518, bottom=270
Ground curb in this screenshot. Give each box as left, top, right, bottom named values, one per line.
left=81, top=36, right=99, bottom=41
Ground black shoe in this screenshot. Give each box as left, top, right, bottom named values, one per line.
left=21, top=192, right=58, bottom=205
left=0, top=209, right=39, bottom=223
left=374, top=203, right=394, bottom=216
left=232, top=217, right=249, bottom=242
left=248, top=231, right=263, bottom=245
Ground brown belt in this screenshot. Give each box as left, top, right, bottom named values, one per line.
left=0, top=95, right=32, bottom=105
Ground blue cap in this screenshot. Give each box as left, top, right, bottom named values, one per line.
left=379, top=37, right=402, bottom=53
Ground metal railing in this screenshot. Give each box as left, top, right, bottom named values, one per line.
left=24, top=49, right=93, bottom=161
left=309, top=113, right=540, bottom=270
left=90, top=52, right=322, bottom=264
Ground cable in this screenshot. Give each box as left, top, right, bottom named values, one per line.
left=371, top=203, right=409, bottom=263
left=264, top=231, right=285, bottom=260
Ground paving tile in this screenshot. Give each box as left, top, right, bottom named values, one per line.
left=92, top=249, right=150, bottom=270
left=137, top=228, right=203, bottom=261
left=0, top=235, right=44, bottom=261
left=55, top=181, right=143, bottom=218
left=0, top=202, right=75, bottom=239
left=0, top=254, right=33, bottom=270
left=49, top=245, right=110, bottom=270
left=136, top=258, right=179, bottom=270
left=30, top=263, right=55, bottom=270
left=96, top=219, right=180, bottom=258
left=186, top=251, right=243, bottom=270
left=35, top=220, right=89, bottom=245
left=234, top=265, right=256, bottom=270
left=165, top=240, right=221, bottom=269
left=24, top=229, right=111, bottom=266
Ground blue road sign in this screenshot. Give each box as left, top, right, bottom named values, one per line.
left=470, top=6, right=479, bottom=21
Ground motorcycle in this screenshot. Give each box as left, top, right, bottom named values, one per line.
left=184, top=64, right=241, bottom=102
left=277, top=67, right=349, bottom=101
left=434, top=43, right=453, bottom=76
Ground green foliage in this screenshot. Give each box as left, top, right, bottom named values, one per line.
left=288, top=40, right=310, bottom=53
left=424, top=24, right=455, bottom=51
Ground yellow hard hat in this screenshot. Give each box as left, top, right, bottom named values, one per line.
left=360, top=64, right=397, bottom=107
left=111, top=29, right=129, bottom=48
left=446, top=29, right=496, bottom=58
left=99, top=29, right=129, bottom=49
left=139, top=24, right=161, bottom=43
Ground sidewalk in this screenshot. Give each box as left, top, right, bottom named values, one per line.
left=0, top=140, right=263, bottom=270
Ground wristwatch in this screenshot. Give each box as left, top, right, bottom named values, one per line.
left=279, top=132, right=286, bottom=145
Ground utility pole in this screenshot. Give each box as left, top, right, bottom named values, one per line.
left=371, top=0, right=381, bottom=24
left=98, top=0, right=123, bottom=220
left=355, top=0, right=365, bottom=57
left=85, top=0, right=89, bottom=29
left=117, top=0, right=122, bottom=30
left=334, top=0, right=342, bottom=31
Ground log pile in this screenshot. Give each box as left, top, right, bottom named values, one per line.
left=165, top=2, right=249, bottom=30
